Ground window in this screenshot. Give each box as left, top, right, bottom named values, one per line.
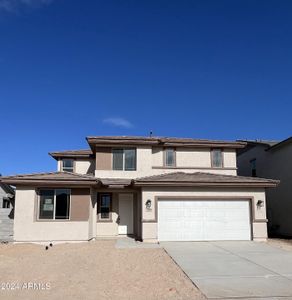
left=62, top=159, right=74, bottom=172
left=99, top=194, right=111, bottom=220
left=2, top=199, right=10, bottom=209
left=112, top=148, right=136, bottom=171
left=38, top=189, right=70, bottom=220
left=211, top=149, right=223, bottom=168
left=165, top=148, right=175, bottom=167
left=124, top=149, right=136, bottom=170
left=250, top=159, right=257, bottom=177
left=112, top=149, right=124, bottom=170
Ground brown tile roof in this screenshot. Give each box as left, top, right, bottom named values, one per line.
left=0, top=171, right=279, bottom=188
left=49, top=149, right=93, bottom=159
left=86, top=136, right=246, bottom=149
left=0, top=172, right=133, bottom=188
left=135, top=172, right=279, bottom=187
left=0, top=172, right=97, bottom=186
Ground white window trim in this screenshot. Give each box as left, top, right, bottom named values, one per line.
left=37, top=189, right=71, bottom=221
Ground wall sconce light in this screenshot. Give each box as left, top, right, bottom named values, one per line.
left=257, top=200, right=264, bottom=208
left=145, top=199, right=152, bottom=210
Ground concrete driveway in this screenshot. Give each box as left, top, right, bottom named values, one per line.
left=162, top=241, right=292, bottom=299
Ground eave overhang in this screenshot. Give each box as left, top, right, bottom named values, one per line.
left=86, top=136, right=247, bottom=151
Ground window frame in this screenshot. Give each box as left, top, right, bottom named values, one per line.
left=211, top=148, right=224, bottom=168
left=37, top=189, right=71, bottom=221
left=61, top=159, right=75, bottom=172
left=112, top=148, right=137, bottom=171
left=97, top=193, right=112, bottom=222
left=164, top=148, right=176, bottom=167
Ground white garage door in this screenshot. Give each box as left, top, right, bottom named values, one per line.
left=158, top=200, right=251, bottom=241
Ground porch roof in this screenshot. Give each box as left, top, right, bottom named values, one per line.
left=0, top=172, right=98, bottom=187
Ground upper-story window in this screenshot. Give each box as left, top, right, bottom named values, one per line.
left=112, top=148, right=136, bottom=171
left=165, top=148, right=176, bottom=167
left=211, top=149, right=223, bottom=168
left=250, top=159, right=257, bottom=177
left=38, top=189, right=70, bottom=220
left=62, top=159, right=74, bottom=172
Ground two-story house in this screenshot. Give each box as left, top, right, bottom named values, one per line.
left=0, top=136, right=278, bottom=243
left=237, top=137, right=292, bottom=238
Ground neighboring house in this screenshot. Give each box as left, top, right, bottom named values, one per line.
left=0, top=136, right=278, bottom=243
left=0, top=181, right=15, bottom=241
left=237, top=137, right=292, bottom=237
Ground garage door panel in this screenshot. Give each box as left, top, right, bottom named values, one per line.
left=158, top=200, right=251, bottom=241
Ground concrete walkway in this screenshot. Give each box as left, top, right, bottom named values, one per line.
left=162, top=241, right=292, bottom=299
left=115, top=236, right=161, bottom=249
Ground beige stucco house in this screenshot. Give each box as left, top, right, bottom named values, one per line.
left=237, top=137, right=292, bottom=237
left=0, top=136, right=278, bottom=243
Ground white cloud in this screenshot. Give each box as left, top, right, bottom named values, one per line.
left=0, top=0, right=53, bottom=12
left=103, top=117, right=133, bottom=129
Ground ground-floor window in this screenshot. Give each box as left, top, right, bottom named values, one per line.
left=98, top=193, right=111, bottom=220
left=38, top=189, right=70, bottom=220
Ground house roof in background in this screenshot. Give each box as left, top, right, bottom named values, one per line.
left=237, top=139, right=280, bottom=147
left=267, top=137, right=292, bottom=151
left=237, top=137, right=292, bottom=153
left=135, top=172, right=279, bottom=187
left=0, top=182, right=15, bottom=195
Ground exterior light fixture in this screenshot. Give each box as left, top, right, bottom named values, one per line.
left=145, top=199, right=152, bottom=210
left=257, top=200, right=264, bottom=208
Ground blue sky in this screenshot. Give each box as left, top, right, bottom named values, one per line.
left=0, top=0, right=292, bottom=175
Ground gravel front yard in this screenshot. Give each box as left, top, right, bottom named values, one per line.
left=0, top=240, right=204, bottom=300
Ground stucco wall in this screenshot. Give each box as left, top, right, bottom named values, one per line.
left=57, top=159, right=95, bottom=174
left=95, top=146, right=237, bottom=178
left=141, top=186, right=267, bottom=242
left=14, top=188, right=90, bottom=242
left=75, top=159, right=95, bottom=174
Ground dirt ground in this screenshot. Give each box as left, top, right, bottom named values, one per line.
left=267, top=238, right=292, bottom=251
left=0, top=240, right=204, bottom=300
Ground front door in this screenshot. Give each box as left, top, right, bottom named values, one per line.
left=118, top=193, right=133, bottom=235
